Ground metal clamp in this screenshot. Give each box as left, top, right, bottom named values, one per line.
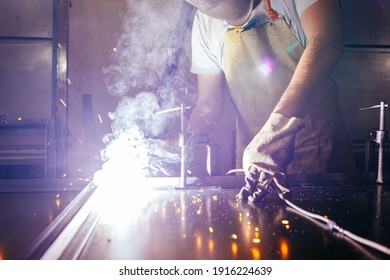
left=359, top=101, right=388, bottom=183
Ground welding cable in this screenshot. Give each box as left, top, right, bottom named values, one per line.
left=285, top=206, right=379, bottom=260
left=279, top=194, right=390, bottom=256
left=227, top=168, right=390, bottom=255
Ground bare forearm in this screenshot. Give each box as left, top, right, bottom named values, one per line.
left=273, top=0, right=343, bottom=118
left=188, top=102, right=223, bottom=133
left=187, top=73, right=226, bottom=133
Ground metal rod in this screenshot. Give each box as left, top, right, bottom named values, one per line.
left=155, top=106, right=190, bottom=115
left=359, top=104, right=389, bottom=111
left=377, top=102, right=386, bottom=183
left=179, top=103, right=186, bottom=188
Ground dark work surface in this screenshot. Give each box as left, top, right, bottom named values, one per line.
left=78, top=182, right=390, bottom=260
left=0, top=179, right=85, bottom=260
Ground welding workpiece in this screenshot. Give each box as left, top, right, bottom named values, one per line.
left=179, top=132, right=212, bottom=187
left=178, top=102, right=216, bottom=187
left=360, top=101, right=388, bottom=184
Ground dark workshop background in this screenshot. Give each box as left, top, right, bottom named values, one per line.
left=0, top=0, right=389, bottom=179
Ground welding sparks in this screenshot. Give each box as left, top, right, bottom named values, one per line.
left=59, top=98, right=67, bottom=107
left=97, top=114, right=103, bottom=124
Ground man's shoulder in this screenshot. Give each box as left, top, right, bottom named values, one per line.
left=194, top=10, right=228, bottom=33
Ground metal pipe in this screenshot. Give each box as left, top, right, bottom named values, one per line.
left=377, top=102, right=386, bottom=183
left=179, top=103, right=186, bottom=188
left=359, top=102, right=388, bottom=184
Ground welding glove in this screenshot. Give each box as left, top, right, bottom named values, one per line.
left=236, top=112, right=304, bottom=202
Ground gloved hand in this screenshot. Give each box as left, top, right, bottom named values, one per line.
left=236, top=112, right=304, bottom=202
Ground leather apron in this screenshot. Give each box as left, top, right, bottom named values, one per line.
left=223, top=9, right=355, bottom=173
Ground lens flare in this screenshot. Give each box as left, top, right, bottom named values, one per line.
left=258, top=56, right=273, bottom=76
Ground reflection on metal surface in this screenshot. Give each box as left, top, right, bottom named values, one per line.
left=16, top=174, right=390, bottom=260
left=208, top=238, right=214, bottom=256
left=279, top=238, right=289, bottom=260
left=251, top=247, right=261, bottom=260
left=231, top=242, right=238, bottom=259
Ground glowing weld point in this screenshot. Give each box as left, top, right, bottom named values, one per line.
left=209, top=227, right=214, bottom=233
left=59, top=98, right=67, bottom=107
left=17, top=117, right=22, bottom=121
left=282, top=220, right=289, bottom=225
left=324, top=215, right=329, bottom=219
left=113, top=47, right=117, bottom=52
left=212, top=195, right=218, bottom=201
left=56, top=194, right=60, bottom=198
left=98, top=114, right=103, bottom=124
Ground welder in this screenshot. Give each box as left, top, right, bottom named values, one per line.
left=184, top=0, right=356, bottom=202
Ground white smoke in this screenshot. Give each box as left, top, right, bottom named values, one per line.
left=94, top=1, right=196, bottom=184
left=102, top=0, right=193, bottom=98
left=108, top=91, right=165, bottom=138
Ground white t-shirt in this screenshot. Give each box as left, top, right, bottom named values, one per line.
left=190, top=0, right=320, bottom=75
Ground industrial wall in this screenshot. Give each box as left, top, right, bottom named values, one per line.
left=0, top=0, right=389, bottom=179
left=67, top=0, right=390, bottom=177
